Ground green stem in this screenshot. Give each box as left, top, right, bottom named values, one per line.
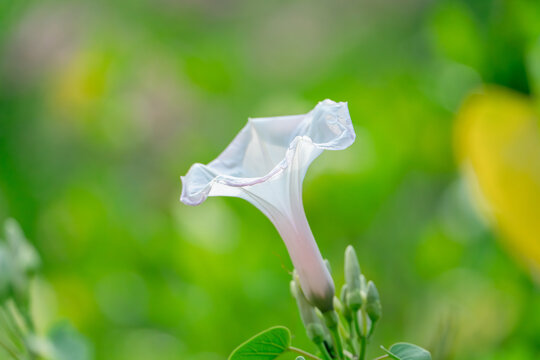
left=368, top=319, right=377, bottom=338
left=346, top=316, right=358, bottom=354
left=288, top=346, right=323, bottom=360
left=4, top=302, right=35, bottom=360
left=0, top=338, right=21, bottom=360
left=12, top=300, right=34, bottom=334
left=345, top=335, right=356, bottom=355
left=359, top=309, right=368, bottom=360
left=352, top=309, right=368, bottom=360
left=352, top=313, right=361, bottom=342
left=373, top=355, right=389, bottom=360
left=2, top=306, right=25, bottom=341
left=359, top=336, right=366, bottom=360
left=338, top=322, right=350, bottom=340
left=316, top=342, right=333, bottom=360
left=328, top=324, right=345, bottom=360
left=0, top=308, right=24, bottom=350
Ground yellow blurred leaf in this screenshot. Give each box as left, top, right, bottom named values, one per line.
left=51, top=50, right=111, bottom=118
left=455, top=86, right=540, bottom=274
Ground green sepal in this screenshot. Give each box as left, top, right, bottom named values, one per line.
left=291, top=274, right=329, bottom=344
left=346, top=289, right=363, bottom=312
left=366, top=281, right=382, bottom=322
left=321, top=310, right=338, bottom=329
left=306, top=323, right=325, bottom=344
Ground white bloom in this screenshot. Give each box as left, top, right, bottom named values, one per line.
left=181, top=99, right=356, bottom=311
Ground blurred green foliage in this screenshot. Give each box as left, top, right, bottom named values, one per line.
left=0, top=0, right=539, bottom=359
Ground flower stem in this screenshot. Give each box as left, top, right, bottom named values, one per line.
left=2, top=305, right=24, bottom=341
left=322, top=311, right=344, bottom=360
left=0, top=308, right=23, bottom=350
left=359, top=336, right=366, bottom=360
left=0, top=338, right=21, bottom=360
left=316, top=342, right=333, bottom=360
left=343, top=328, right=357, bottom=354
left=342, top=319, right=357, bottom=354
left=328, top=324, right=345, bottom=359
left=352, top=308, right=369, bottom=360
left=352, top=312, right=361, bottom=342
left=288, top=346, right=323, bottom=360
left=3, top=301, right=35, bottom=360
left=359, top=309, right=368, bottom=360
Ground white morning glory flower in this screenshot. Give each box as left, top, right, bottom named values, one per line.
left=181, top=99, right=356, bottom=312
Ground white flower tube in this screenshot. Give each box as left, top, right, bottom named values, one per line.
left=181, top=99, right=356, bottom=311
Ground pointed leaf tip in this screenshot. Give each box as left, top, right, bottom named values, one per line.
left=229, top=326, right=291, bottom=360
left=381, top=343, right=431, bottom=360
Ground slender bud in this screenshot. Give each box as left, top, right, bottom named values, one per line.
left=291, top=273, right=326, bottom=344
left=365, top=281, right=382, bottom=323
left=359, top=274, right=367, bottom=293
left=340, top=284, right=348, bottom=305
left=346, top=289, right=363, bottom=312
left=345, top=246, right=364, bottom=313
left=344, top=245, right=361, bottom=291
left=340, top=284, right=353, bottom=322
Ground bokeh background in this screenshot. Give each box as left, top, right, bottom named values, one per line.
left=1, top=0, right=540, bottom=359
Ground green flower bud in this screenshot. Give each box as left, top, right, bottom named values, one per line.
left=340, top=284, right=348, bottom=304
left=365, top=281, right=382, bottom=323
left=345, top=245, right=361, bottom=292
left=340, top=284, right=353, bottom=321
left=305, top=323, right=326, bottom=344
left=346, top=288, right=363, bottom=312
left=322, top=310, right=339, bottom=329
left=359, top=274, right=367, bottom=293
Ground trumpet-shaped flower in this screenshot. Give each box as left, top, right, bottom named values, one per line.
left=181, top=99, right=355, bottom=311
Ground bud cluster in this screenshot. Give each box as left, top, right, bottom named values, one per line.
left=0, top=219, right=41, bottom=358
left=0, top=219, right=90, bottom=360
left=291, top=245, right=382, bottom=360
left=0, top=219, right=40, bottom=308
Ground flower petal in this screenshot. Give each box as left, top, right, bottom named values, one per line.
left=180, top=99, right=355, bottom=206
left=180, top=99, right=355, bottom=311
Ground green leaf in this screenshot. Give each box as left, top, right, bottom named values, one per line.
left=381, top=343, right=432, bottom=360
left=229, top=326, right=291, bottom=360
